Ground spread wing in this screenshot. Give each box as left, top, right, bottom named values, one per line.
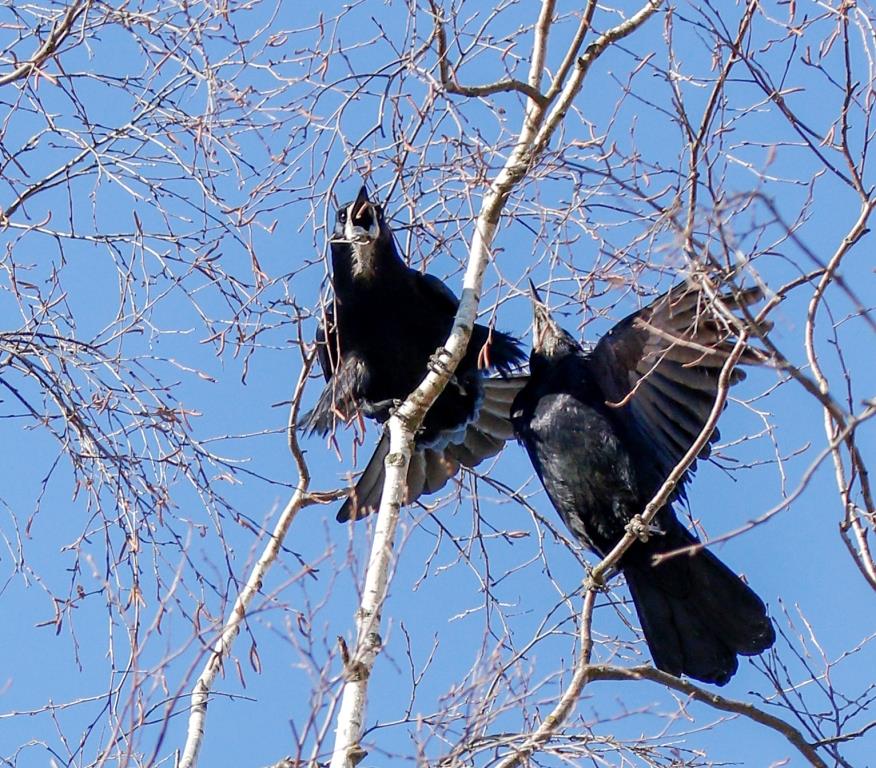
left=336, top=375, right=527, bottom=522
left=587, top=284, right=767, bottom=498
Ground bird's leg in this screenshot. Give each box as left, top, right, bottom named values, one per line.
left=428, top=346, right=469, bottom=395
left=362, top=398, right=403, bottom=420
left=625, top=515, right=663, bottom=542
left=428, top=346, right=454, bottom=376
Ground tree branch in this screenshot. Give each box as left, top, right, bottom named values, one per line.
left=803, top=198, right=876, bottom=590
left=177, top=356, right=316, bottom=768
left=588, top=665, right=829, bottom=768
left=0, top=0, right=88, bottom=87
left=492, top=589, right=598, bottom=768
left=542, top=1, right=598, bottom=102
left=326, top=5, right=665, bottom=766
left=429, top=0, right=548, bottom=107
left=331, top=0, right=660, bottom=768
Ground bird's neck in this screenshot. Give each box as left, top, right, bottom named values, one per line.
left=331, top=237, right=406, bottom=294
left=532, top=349, right=601, bottom=402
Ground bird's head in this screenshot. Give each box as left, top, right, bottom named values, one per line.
left=529, top=280, right=579, bottom=361
left=332, top=185, right=389, bottom=278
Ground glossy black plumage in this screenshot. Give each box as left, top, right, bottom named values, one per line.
left=303, top=185, right=526, bottom=522
left=511, top=283, right=776, bottom=685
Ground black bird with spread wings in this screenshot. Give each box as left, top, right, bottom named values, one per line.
left=303, top=186, right=526, bottom=522
left=511, top=282, right=776, bottom=685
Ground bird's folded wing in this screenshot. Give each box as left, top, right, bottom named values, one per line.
left=416, top=270, right=461, bottom=312
left=588, top=284, right=769, bottom=496
left=314, top=306, right=338, bottom=384
left=300, top=305, right=366, bottom=436
left=417, top=270, right=527, bottom=376
left=300, top=353, right=366, bottom=436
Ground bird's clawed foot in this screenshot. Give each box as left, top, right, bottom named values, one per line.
left=363, top=398, right=403, bottom=420
left=583, top=565, right=608, bottom=592
left=625, top=515, right=662, bottom=542
left=428, top=346, right=454, bottom=376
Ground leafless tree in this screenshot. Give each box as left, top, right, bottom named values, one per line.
left=1, top=2, right=874, bottom=767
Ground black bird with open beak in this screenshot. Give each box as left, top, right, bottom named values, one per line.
left=331, top=186, right=389, bottom=280
left=511, top=281, right=776, bottom=685
left=303, top=182, right=527, bottom=522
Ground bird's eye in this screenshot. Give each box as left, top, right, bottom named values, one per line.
left=337, top=210, right=347, bottom=223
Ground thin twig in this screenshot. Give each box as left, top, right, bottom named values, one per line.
left=0, top=0, right=88, bottom=87
left=588, top=665, right=829, bottom=768
left=429, top=0, right=548, bottom=106
left=803, top=198, right=876, bottom=589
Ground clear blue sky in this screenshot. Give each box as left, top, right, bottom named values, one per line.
left=1, top=2, right=874, bottom=766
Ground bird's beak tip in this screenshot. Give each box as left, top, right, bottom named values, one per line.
left=355, top=185, right=369, bottom=205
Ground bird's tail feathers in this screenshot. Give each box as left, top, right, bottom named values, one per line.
left=408, top=448, right=460, bottom=500
left=336, top=433, right=390, bottom=522
left=623, top=525, right=775, bottom=686
left=336, top=438, right=461, bottom=523
left=336, top=375, right=527, bottom=523
left=475, top=328, right=527, bottom=375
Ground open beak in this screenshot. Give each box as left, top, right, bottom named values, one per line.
left=345, top=185, right=380, bottom=244
left=353, top=185, right=369, bottom=217
left=529, top=279, right=553, bottom=353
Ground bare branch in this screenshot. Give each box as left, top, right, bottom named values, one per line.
left=327, top=4, right=664, bottom=765
left=532, top=0, right=663, bottom=157
left=429, top=1, right=548, bottom=106
left=588, top=665, right=829, bottom=768
left=804, top=198, right=876, bottom=589
left=0, top=0, right=88, bottom=87
left=178, top=356, right=316, bottom=768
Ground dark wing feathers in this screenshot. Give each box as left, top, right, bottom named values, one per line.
left=425, top=449, right=459, bottom=494
left=300, top=353, right=366, bottom=436
left=474, top=408, right=516, bottom=440
left=480, top=375, right=525, bottom=402
left=417, top=270, right=461, bottom=313
left=406, top=451, right=426, bottom=504
left=301, top=305, right=367, bottom=436
left=416, top=270, right=527, bottom=375
left=315, top=306, right=338, bottom=384
left=337, top=375, right=527, bottom=522
left=590, top=284, right=764, bottom=496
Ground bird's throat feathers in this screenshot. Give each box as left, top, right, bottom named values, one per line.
left=333, top=235, right=405, bottom=286
left=350, top=240, right=378, bottom=280
left=536, top=327, right=579, bottom=361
